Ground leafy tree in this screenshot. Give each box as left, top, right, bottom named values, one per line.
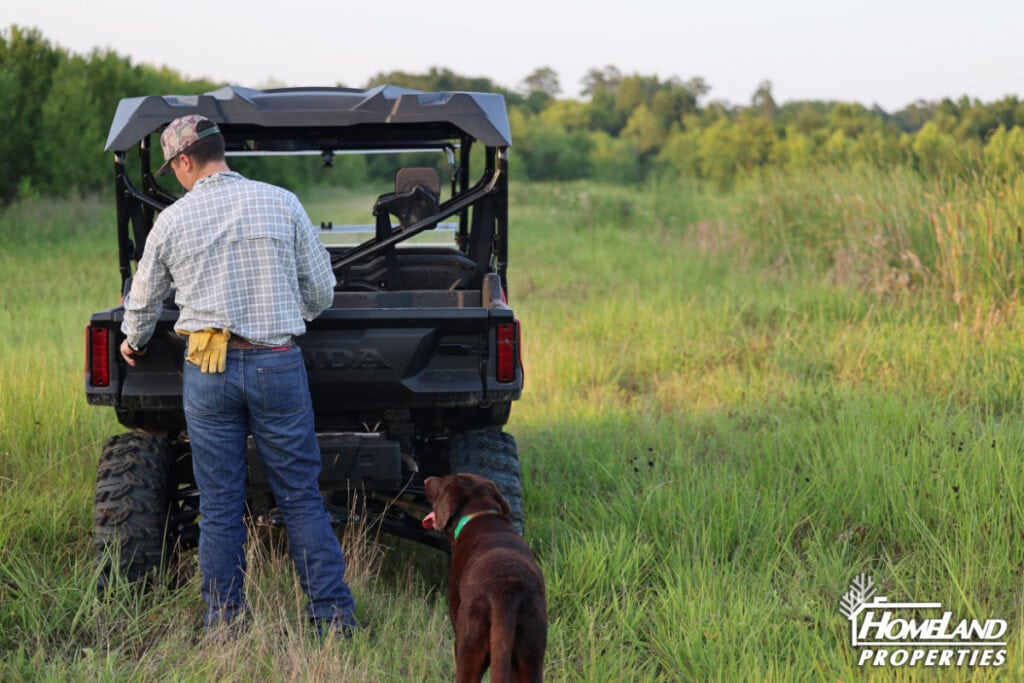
left=981, top=96, right=1023, bottom=129
left=983, top=126, right=1024, bottom=178
left=651, top=89, right=680, bottom=127
left=614, top=75, right=660, bottom=117
left=521, top=66, right=561, bottom=98
left=512, top=113, right=592, bottom=181
left=827, top=103, right=875, bottom=138
left=364, top=66, right=518, bottom=103
left=657, top=129, right=701, bottom=177
left=34, top=48, right=218, bottom=194
left=697, top=119, right=738, bottom=188
left=652, top=77, right=707, bottom=129
left=0, top=26, right=65, bottom=201
left=848, top=130, right=905, bottom=168
left=539, top=99, right=591, bottom=131
left=733, top=115, right=776, bottom=166
left=519, top=66, right=561, bottom=112
left=821, top=129, right=852, bottom=165
left=37, top=55, right=106, bottom=193
left=751, top=79, right=777, bottom=118
left=580, top=65, right=623, bottom=97
left=954, top=99, right=1002, bottom=143
left=773, top=128, right=815, bottom=171
left=930, top=99, right=961, bottom=135
left=681, top=77, right=711, bottom=107
left=621, top=105, right=666, bottom=155
left=697, top=115, right=774, bottom=188
left=588, top=131, right=642, bottom=183
left=580, top=66, right=624, bottom=135
left=795, top=103, right=826, bottom=135
left=891, top=99, right=934, bottom=133
left=912, top=122, right=962, bottom=177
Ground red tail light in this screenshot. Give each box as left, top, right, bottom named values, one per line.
left=87, top=325, right=111, bottom=387
left=496, top=321, right=519, bottom=383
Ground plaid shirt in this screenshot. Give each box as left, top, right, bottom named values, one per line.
left=122, top=171, right=335, bottom=348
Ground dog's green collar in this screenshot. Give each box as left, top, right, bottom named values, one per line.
left=453, top=509, right=502, bottom=539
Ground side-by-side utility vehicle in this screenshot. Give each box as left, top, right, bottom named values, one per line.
left=85, top=86, right=524, bottom=582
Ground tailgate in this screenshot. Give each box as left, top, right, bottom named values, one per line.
left=303, top=305, right=517, bottom=409
left=86, top=298, right=522, bottom=411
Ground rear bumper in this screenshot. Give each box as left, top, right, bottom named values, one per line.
left=85, top=302, right=523, bottom=412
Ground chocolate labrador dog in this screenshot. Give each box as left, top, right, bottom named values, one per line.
left=423, top=473, right=547, bottom=683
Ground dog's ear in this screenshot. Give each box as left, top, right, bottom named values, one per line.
left=485, top=478, right=512, bottom=517
left=431, top=475, right=465, bottom=533
left=424, top=476, right=441, bottom=504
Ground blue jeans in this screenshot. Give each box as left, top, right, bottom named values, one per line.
left=183, top=345, right=356, bottom=630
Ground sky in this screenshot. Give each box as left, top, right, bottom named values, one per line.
left=7, top=0, right=1024, bottom=112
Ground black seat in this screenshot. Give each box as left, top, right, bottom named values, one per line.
left=373, top=167, right=441, bottom=233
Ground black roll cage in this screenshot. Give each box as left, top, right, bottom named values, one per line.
left=113, top=130, right=510, bottom=295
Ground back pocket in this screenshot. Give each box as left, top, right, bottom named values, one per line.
left=183, top=365, right=226, bottom=416
left=257, top=361, right=310, bottom=416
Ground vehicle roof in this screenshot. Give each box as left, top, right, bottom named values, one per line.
left=104, top=85, right=512, bottom=152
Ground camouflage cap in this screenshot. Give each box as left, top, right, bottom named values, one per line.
left=156, top=115, right=221, bottom=176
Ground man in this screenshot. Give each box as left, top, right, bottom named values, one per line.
left=120, top=114, right=356, bottom=635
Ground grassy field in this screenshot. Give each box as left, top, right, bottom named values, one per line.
left=4, top=167, right=1024, bottom=680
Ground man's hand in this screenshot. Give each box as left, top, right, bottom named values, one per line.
left=120, top=339, right=147, bottom=367
left=185, top=329, right=231, bottom=373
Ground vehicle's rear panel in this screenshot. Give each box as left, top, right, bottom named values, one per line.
left=85, top=294, right=522, bottom=422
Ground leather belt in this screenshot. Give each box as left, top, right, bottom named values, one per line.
left=228, top=336, right=294, bottom=351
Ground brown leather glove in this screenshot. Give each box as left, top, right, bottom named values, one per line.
left=183, top=329, right=231, bottom=373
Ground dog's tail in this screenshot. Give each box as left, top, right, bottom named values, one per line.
left=489, top=592, right=522, bottom=683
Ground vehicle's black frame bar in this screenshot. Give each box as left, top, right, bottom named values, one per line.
left=114, top=135, right=509, bottom=293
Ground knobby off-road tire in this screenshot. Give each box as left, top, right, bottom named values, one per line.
left=449, top=427, right=524, bottom=534
left=93, top=432, right=173, bottom=587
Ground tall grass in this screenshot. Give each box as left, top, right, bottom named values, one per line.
left=4, top=168, right=1024, bottom=679
left=721, top=166, right=1024, bottom=328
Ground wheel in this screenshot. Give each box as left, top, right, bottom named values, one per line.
left=448, top=427, right=524, bottom=534
left=93, top=432, right=174, bottom=587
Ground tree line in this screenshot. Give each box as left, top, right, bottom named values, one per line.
left=4, top=24, right=1024, bottom=205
